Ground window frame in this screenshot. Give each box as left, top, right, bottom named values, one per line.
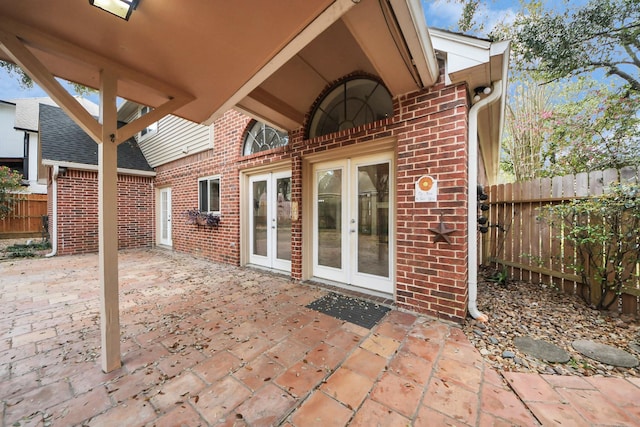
left=242, top=120, right=289, bottom=156
left=198, top=175, right=221, bottom=214
left=138, top=105, right=158, bottom=142
left=306, top=76, right=393, bottom=139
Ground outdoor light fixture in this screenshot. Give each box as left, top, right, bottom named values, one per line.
left=473, top=86, right=492, bottom=102
left=89, top=0, right=139, bottom=21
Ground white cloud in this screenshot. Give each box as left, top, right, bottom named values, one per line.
left=423, top=0, right=463, bottom=30
left=422, top=0, right=517, bottom=37
left=476, top=3, right=517, bottom=35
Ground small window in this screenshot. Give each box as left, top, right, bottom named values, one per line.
left=243, top=121, right=288, bottom=156
left=138, top=105, right=158, bottom=141
left=199, top=176, right=220, bottom=214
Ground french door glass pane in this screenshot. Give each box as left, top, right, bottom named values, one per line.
left=276, top=177, right=291, bottom=261
left=357, top=163, right=389, bottom=277
left=317, top=169, right=342, bottom=268
left=252, top=180, right=267, bottom=256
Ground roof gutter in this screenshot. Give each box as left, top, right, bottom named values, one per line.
left=467, top=79, right=503, bottom=322
left=389, top=0, right=440, bottom=87
left=41, top=159, right=156, bottom=177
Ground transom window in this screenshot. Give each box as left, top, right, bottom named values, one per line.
left=138, top=105, right=158, bottom=141
left=243, top=121, right=288, bottom=156
left=199, top=176, right=220, bottom=214
left=307, top=77, right=393, bottom=139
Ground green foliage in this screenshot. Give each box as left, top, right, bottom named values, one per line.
left=541, top=83, right=640, bottom=175
left=501, top=76, right=553, bottom=181
left=501, top=75, right=639, bottom=180
left=486, top=266, right=510, bottom=286
left=494, top=0, right=640, bottom=94
left=476, top=0, right=640, bottom=179
left=0, top=61, right=34, bottom=88
left=0, top=166, right=23, bottom=220
left=541, top=182, right=640, bottom=309
left=5, top=241, right=51, bottom=258
left=457, top=0, right=481, bottom=33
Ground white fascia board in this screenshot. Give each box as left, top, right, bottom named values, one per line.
left=490, top=39, right=510, bottom=57
left=42, top=159, right=156, bottom=177
left=389, top=0, right=439, bottom=87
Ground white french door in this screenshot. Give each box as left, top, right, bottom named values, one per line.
left=159, top=187, right=172, bottom=247
left=313, top=153, right=393, bottom=294
left=249, top=171, right=292, bottom=272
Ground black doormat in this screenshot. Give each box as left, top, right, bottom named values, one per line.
left=306, top=292, right=391, bottom=329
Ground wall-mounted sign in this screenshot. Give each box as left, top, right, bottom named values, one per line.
left=415, top=175, right=437, bottom=202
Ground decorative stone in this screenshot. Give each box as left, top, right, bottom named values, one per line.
left=488, top=336, right=499, bottom=345
left=572, top=340, right=639, bottom=368
left=629, top=342, right=640, bottom=354
left=514, top=336, right=570, bottom=363
left=502, top=350, right=515, bottom=359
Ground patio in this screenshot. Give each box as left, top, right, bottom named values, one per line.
left=1, top=249, right=639, bottom=426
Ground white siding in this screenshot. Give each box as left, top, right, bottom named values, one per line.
left=0, top=103, right=23, bottom=158
left=131, top=111, right=212, bottom=168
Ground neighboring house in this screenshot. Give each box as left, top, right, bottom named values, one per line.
left=0, top=97, right=98, bottom=194
left=39, top=103, right=155, bottom=255
left=116, top=100, right=213, bottom=247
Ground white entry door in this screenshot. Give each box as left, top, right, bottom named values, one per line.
left=159, top=187, right=172, bottom=247
left=249, top=171, right=292, bottom=272
left=313, top=153, right=393, bottom=294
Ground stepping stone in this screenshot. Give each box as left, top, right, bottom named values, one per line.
left=514, top=336, right=570, bottom=363
left=572, top=340, right=639, bottom=368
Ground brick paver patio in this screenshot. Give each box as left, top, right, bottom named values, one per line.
left=1, top=249, right=639, bottom=426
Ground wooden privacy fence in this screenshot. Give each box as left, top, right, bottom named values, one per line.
left=0, top=193, right=48, bottom=239
left=484, top=166, right=640, bottom=315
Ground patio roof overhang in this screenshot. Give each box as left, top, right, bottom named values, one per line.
left=0, top=0, right=440, bottom=133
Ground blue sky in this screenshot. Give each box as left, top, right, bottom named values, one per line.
left=0, top=67, right=97, bottom=103
left=0, top=0, right=522, bottom=102
left=423, top=0, right=518, bottom=35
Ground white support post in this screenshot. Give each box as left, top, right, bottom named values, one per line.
left=98, top=69, right=121, bottom=373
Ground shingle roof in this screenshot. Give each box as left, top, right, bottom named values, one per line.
left=40, top=103, right=153, bottom=172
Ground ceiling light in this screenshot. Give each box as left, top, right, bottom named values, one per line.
left=89, top=0, right=139, bottom=21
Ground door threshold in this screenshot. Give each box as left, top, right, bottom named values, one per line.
left=304, top=277, right=394, bottom=307
left=246, top=264, right=291, bottom=277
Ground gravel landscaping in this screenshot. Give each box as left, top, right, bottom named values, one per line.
left=464, top=270, right=640, bottom=378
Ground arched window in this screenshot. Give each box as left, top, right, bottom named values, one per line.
left=242, top=121, right=289, bottom=156
left=307, top=77, right=393, bottom=139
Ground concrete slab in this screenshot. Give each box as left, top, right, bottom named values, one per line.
left=573, top=339, right=639, bottom=368
left=514, top=336, right=570, bottom=363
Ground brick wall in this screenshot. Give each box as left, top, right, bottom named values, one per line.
left=156, top=72, right=471, bottom=322
left=155, top=111, right=294, bottom=264
left=54, top=169, right=154, bottom=255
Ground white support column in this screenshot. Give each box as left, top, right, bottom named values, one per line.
left=98, top=69, right=121, bottom=373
